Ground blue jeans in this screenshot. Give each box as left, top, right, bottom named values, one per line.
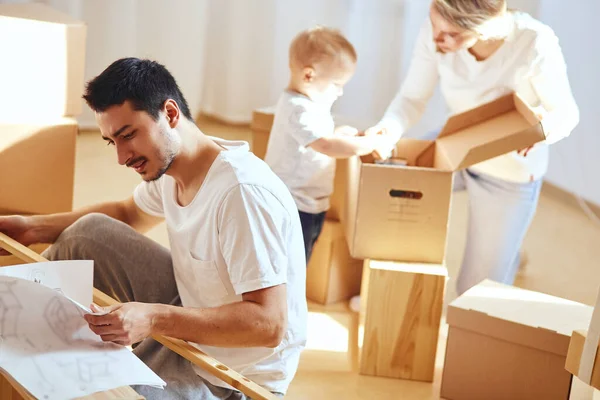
left=298, top=210, right=326, bottom=264
left=454, top=169, right=542, bottom=295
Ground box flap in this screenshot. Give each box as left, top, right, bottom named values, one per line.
left=447, top=280, right=593, bottom=356
left=393, top=138, right=433, bottom=167
left=436, top=93, right=545, bottom=171
left=0, top=3, right=84, bottom=26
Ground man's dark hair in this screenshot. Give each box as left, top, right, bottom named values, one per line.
left=83, top=57, right=193, bottom=121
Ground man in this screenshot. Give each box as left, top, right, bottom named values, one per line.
left=0, top=58, right=307, bottom=399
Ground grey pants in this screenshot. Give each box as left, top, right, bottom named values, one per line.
left=43, top=213, right=260, bottom=400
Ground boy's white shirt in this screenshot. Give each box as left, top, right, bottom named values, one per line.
left=380, top=11, right=579, bottom=183
left=265, top=90, right=336, bottom=214
left=133, top=137, right=308, bottom=394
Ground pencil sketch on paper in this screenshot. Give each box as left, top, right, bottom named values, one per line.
left=0, top=270, right=165, bottom=400
left=0, top=280, right=22, bottom=338
left=44, top=295, right=87, bottom=345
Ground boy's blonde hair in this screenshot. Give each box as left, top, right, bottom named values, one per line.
left=289, top=26, right=357, bottom=71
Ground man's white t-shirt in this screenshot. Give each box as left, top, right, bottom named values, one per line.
left=133, top=137, right=308, bottom=394
left=380, top=12, right=579, bottom=183
left=265, top=90, right=335, bottom=214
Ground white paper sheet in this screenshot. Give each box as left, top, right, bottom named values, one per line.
left=0, top=260, right=93, bottom=306
left=0, top=262, right=166, bottom=399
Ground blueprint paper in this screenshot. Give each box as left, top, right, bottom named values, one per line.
left=0, top=265, right=166, bottom=399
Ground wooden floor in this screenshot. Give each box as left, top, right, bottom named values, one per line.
left=73, top=119, right=600, bottom=399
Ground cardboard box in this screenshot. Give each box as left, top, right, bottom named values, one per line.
left=566, top=285, right=600, bottom=391
left=359, top=259, right=446, bottom=381
left=0, top=3, right=87, bottom=119
left=344, top=93, right=545, bottom=262
left=251, top=107, right=346, bottom=221
left=250, top=107, right=275, bottom=160
left=566, top=330, right=600, bottom=390
left=442, top=279, right=593, bottom=400
left=0, top=119, right=78, bottom=215
left=306, top=219, right=363, bottom=305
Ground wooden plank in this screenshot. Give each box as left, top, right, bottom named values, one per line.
left=566, top=330, right=600, bottom=390
left=359, top=259, right=446, bottom=381
left=0, top=232, right=278, bottom=400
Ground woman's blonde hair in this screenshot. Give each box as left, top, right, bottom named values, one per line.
left=433, top=0, right=508, bottom=37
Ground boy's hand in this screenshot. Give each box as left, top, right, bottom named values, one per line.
left=334, top=125, right=359, bottom=137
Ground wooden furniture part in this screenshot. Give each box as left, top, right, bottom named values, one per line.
left=358, top=259, right=447, bottom=382
left=0, top=232, right=278, bottom=400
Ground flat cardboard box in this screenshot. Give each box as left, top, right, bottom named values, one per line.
left=344, top=92, right=545, bottom=262
left=442, top=279, right=593, bottom=400
left=0, top=119, right=78, bottom=215
left=0, top=3, right=87, bottom=119
left=359, top=260, right=446, bottom=382
left=251, top=107, right=346, bottom=221
left=306, top=219, right=363, bottom=305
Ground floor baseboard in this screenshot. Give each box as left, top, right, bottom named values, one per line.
left=542, top=181, right=600, bottom=221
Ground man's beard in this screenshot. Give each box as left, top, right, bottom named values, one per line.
left=145, top=134, right=179, bottom=181
left=145, top=150, right=176, bottom=182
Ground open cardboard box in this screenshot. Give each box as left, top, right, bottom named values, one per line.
left=0, top=3, right=87, bottom=120
left=441, top=279, right=593, bottom=400
left=343, top=92, right=545, bottom=262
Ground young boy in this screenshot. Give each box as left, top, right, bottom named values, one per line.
left=265, top=26, right=395, bottom=263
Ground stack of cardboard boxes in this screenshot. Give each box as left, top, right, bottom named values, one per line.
left=255, top=86, right=591, bottom=398
left=0, top=3, right=86, bottom=263
left=344, top=92, right=596, bottom=399
left=345, top=92, right=546, bottom=382
left=250, top=108, right=363, bottom=305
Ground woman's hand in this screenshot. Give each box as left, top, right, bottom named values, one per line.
left=334, top=125, right=359, bottom=137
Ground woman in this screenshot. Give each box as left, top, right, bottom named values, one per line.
left=367, top=0, right=579, bottom=295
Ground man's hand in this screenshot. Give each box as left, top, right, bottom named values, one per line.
left=0, top=215, right=39, bottom=255
left=84, top=302, right=157, bottom=346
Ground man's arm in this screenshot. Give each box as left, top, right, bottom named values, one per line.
left=0, top=196, right=163, bottom=253
left=87, top=184, right=294, bottom=349
left=86, top=284, right=287, bottom=348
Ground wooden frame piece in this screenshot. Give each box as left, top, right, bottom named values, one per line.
left=0, top=232, right=278, bottom=400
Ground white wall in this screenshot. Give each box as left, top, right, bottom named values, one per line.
left=536, top=0, right=600, bottom=206
left=2, top=0, right=598, bottom=204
